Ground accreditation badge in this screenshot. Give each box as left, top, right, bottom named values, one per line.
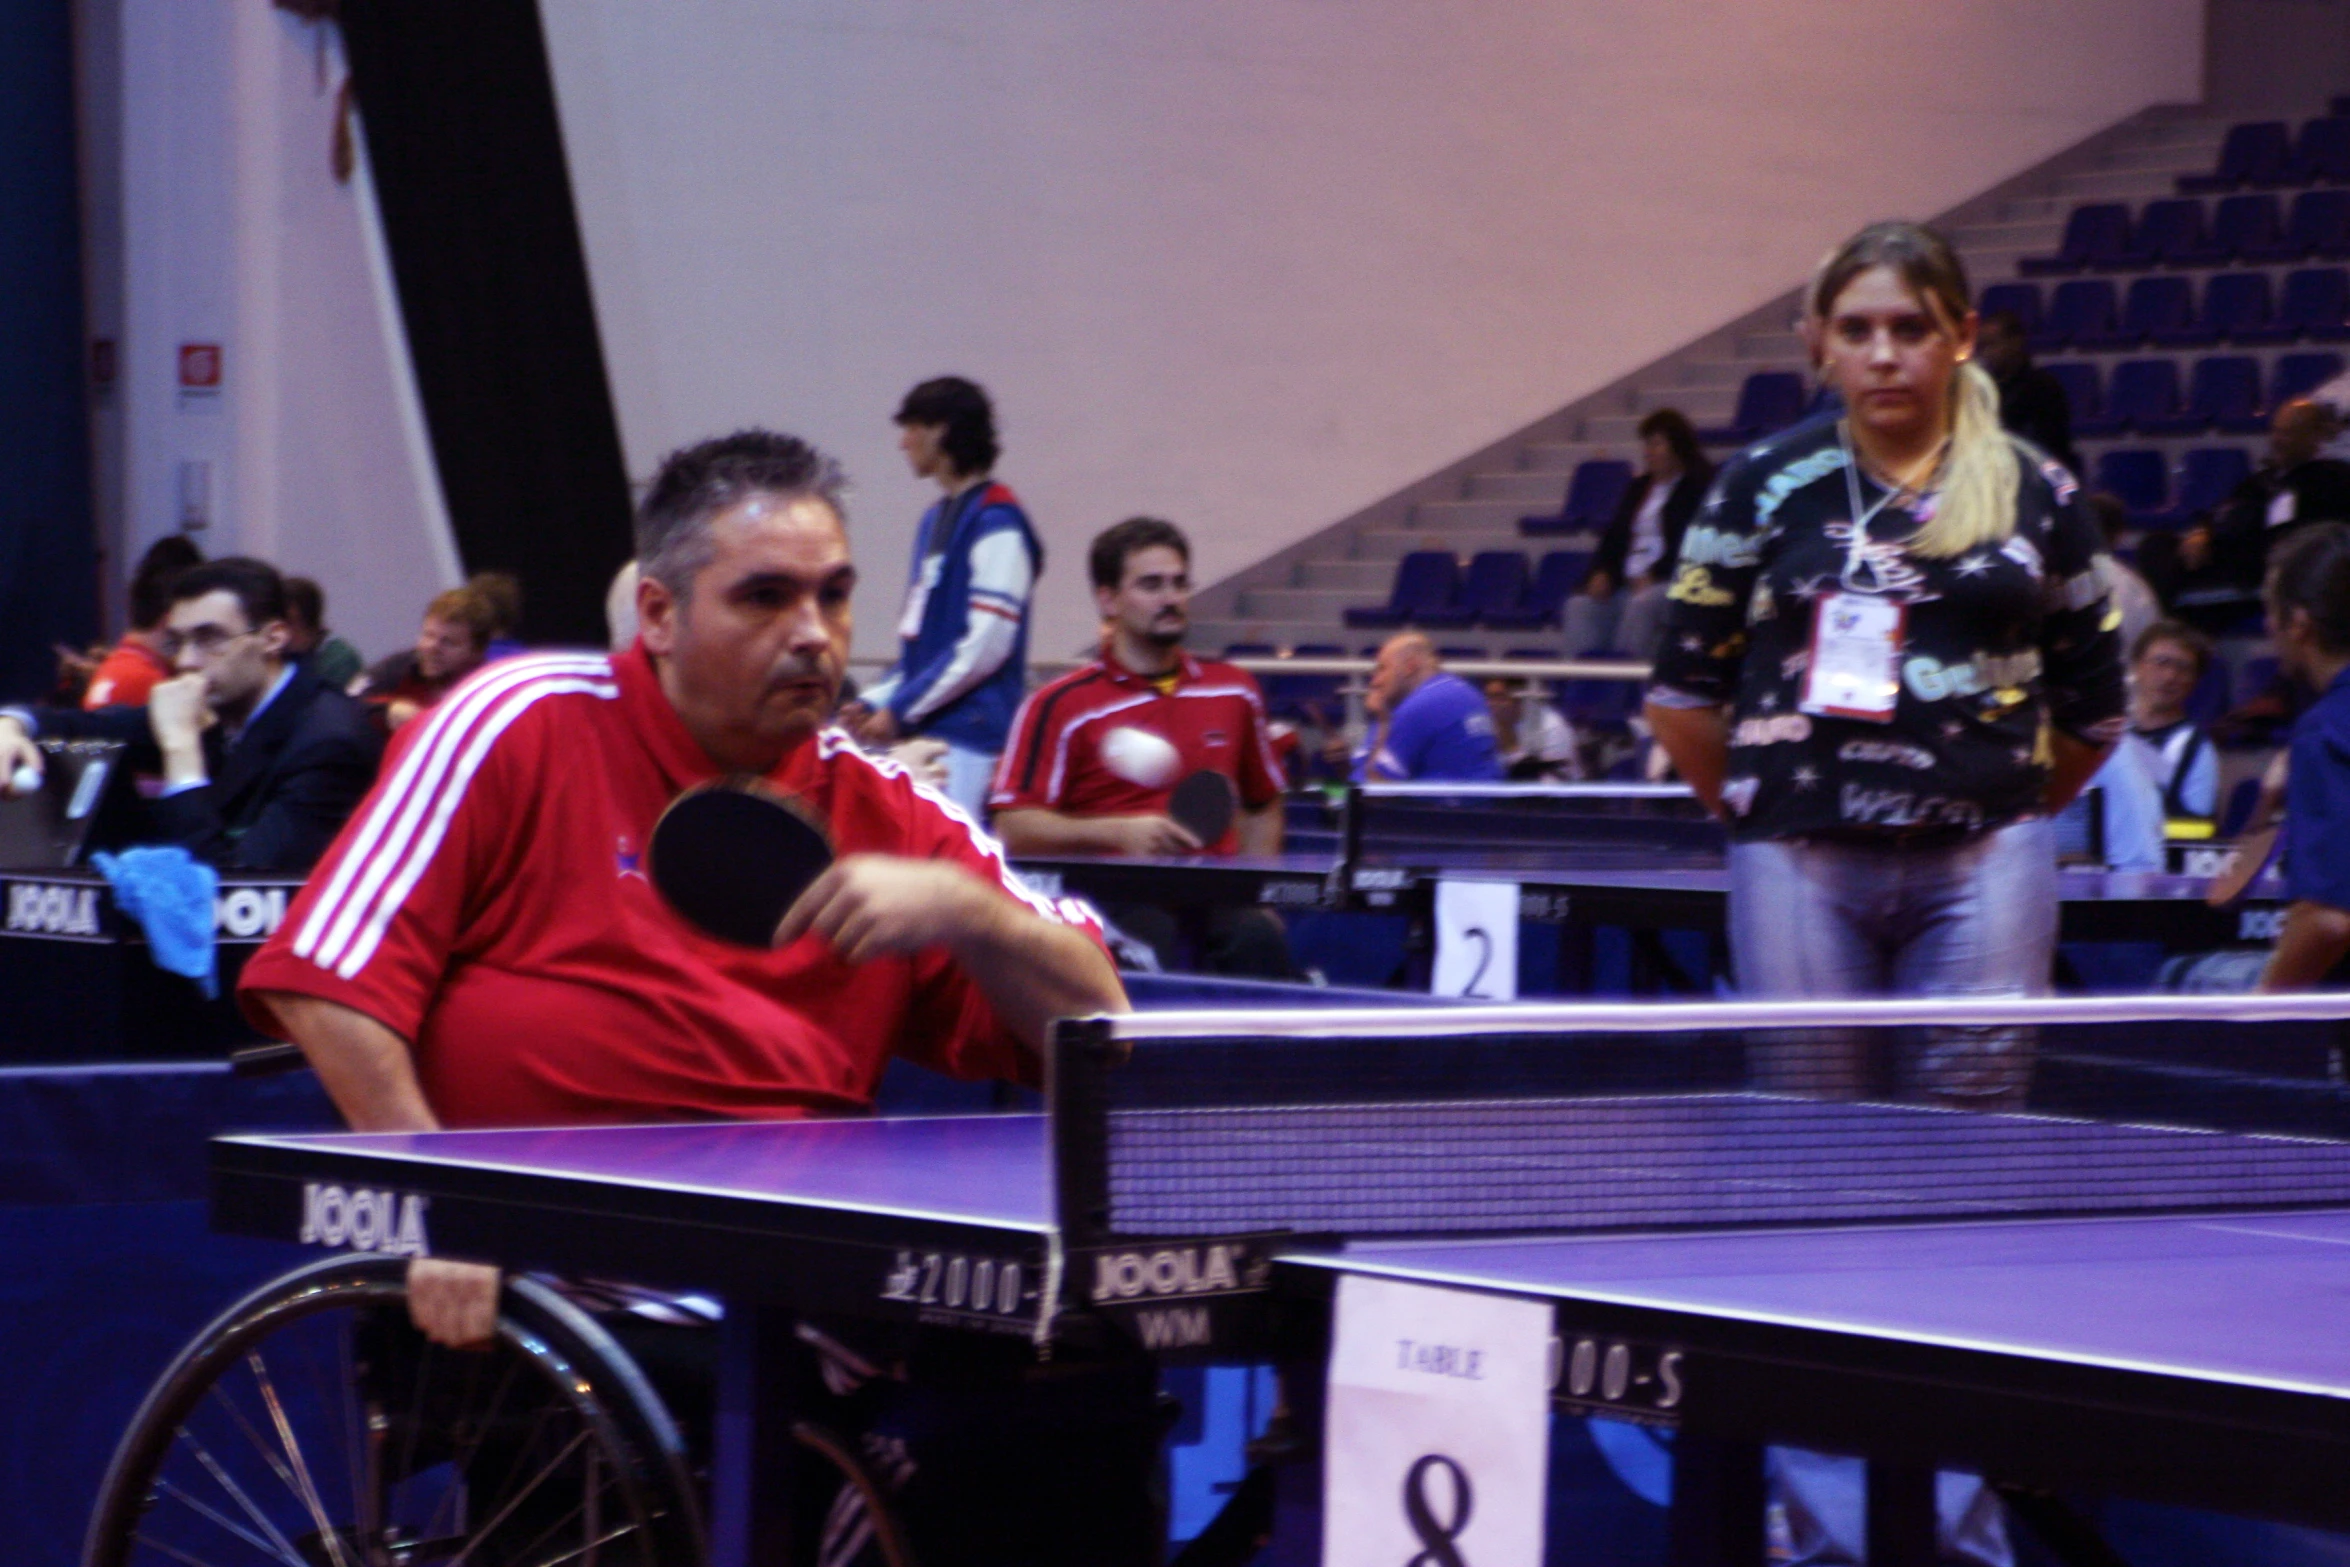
left=1799, top=591, right=1904, bottom=722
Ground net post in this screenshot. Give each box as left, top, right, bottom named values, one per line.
left=1048, top=1014, right=1117, bottom=1248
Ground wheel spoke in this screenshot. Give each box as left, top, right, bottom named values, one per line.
left=180, top=1428, right=308, bottom=1565
left=153, top=1476, right=310, bottom=1564
left=248, top=1351, right=357, bottom=1567
left=422, top=1355, right=527, bottom=1544
left=501, top=1449, right=637, bottom=1567
left=444, top=1426, right=595, bottom=1567
left=132, top=1530, right=242, bottom=1567
left=519, top=1519, right=647, bottom=1567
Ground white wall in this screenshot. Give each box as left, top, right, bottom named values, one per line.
left=80, top=0, right=457, bottom=661
left=541, top=0, right=2202, bottom=659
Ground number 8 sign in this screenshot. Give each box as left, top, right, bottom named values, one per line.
left=1323, top=1275, right=1549, bottom=1565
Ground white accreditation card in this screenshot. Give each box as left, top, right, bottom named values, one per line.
left=1799, top=591, right=1905, bottom=722
left=1322, top=1274, right=1551, bottom=1567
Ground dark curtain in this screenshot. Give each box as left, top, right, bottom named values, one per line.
left=339, top=0, right=633, bottom=648
left=0, top=0, right=97, bottom=702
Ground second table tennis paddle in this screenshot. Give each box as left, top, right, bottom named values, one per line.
left=649, top=778, right=835, bottom=946
left=1168, top=769, right=1237, bottom=847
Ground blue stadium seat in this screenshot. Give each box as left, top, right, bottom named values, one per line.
left=2104, top=359, right=2188, bottom=433
left=1456, top=551, right=1531, bottom=627
left=2128, top=275, right=2205, bottom=346
left=2149, top=356, right=2265, bottom=436
left=2163, top=447, right=2253, bottom=528
left=1978, top=282, right=2042, bottom=336
left=2042, top=279, right=2124, bottom=350
left=2131, top=198, right=2228, bottom=268
left=1695, top=372, right=1806, bottom=446
left=1415, top=553, right=1497, bottom=627
left=2272, top=188, right=2350, bottom=260
left=2260, top=267, right=2350, bottom=343
left=2180, top=121, right=2292, bottom=193
left=2094, top=449, right=2171, bottom=529
left=2209, top=192, right=2287, bottom=262
left=2274, top=350, right=2347, bottom=403
left=1485, top=550, right=1586, bottom=631
left=1523, top=458, right=1633, bottom=536
left=1435, top=645, right=1488, bottom=662
left=2165, top=271, right=2273, bottom=346
left=1221, top=642, right=1275, bottom=658
left=2045, top=362, right=2110, bottom=437
left=2289, top=117, right=2350, bottom=185
left=2020, top=203, right=2134, bottom=275
left=1344, top=551, right=1459, bottom=629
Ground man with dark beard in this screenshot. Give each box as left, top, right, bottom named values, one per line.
left=991, top=516, right=1294, bottom=974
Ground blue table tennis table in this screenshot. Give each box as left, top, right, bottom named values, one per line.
left=195, top=994, right=2350, bottom=1566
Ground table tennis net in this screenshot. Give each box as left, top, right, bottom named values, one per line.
left=1051, top=999, right=2350, bottom=1241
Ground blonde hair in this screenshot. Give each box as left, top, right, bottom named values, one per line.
left=1808, top=221, right=2018, bottom=559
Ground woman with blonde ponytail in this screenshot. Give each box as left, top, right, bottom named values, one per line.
left=1644, top=217, right=2129, bottom=1567
left=1643, top=217, right=2128, bottom=1086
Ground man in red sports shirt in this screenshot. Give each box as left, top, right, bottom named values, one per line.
left=991, top=516, right=1293, bottom=974
left=239, top=429, right=1125, bottom=1347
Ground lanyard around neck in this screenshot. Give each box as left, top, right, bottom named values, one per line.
left=1836, top=421, right=1945, bottom=593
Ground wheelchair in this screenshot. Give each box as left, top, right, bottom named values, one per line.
left=81, top=1253, right=925, bottom=1567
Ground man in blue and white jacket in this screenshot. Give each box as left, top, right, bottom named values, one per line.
left=848, top=377, right=1043, bottom=816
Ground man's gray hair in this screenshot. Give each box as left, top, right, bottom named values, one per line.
left=635, top=429, right=849, bottom=595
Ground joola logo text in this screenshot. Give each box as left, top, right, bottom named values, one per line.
left=5, top=882, right=99, bottom=937
left=298, top=1182, right=431, bottom=1257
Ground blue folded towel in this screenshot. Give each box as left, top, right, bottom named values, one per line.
left=92, top=847, right=219, bottom=998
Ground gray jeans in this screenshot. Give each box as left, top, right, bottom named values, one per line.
left=1726, top=819, right=2058, bottom=1105
left=1560, top=581, right=1669, bottom=658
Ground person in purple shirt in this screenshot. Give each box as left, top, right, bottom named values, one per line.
left=1353, top=633, right=1503, bottom=781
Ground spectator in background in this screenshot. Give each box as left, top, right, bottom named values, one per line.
left=1484, top=677, right=1582, bottom=781
left=83, top=535, right=204, bottom=709
left=2084, top=491, right=2161, bottom=654
left=2259, top=523, right=2350, bottom=988
left=2147, top=400, right=2350, bottom=627
left=1350, top=634, right=1502, bottom=782
left=1563, top=408, right=1714, bottom=661
left=467, top=570, right=526, bottom=659
left=359, top=587, right=497, bottom=732
left=2129, top=620, right=2220, bottom=821
left=992, top=517, right=1292, bottom=976
left=1977, top=309, right=2080, bottom=479
left=0, top=557, right=381, bottom=870
left=846, top=376, right=1043, bottom=817
left=282, top=576, right=365, bottom=692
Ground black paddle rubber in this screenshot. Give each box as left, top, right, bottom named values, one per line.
left=1168, top=769, right=1237, bottom=847
left=649, top=779, right=835, bottom=946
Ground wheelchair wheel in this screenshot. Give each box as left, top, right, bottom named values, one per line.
left=85, top=1253, right=705, bottom=1567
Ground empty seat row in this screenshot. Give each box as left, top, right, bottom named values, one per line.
left=1522, top=459, right=1633, bottom=535
left=2018, top=191, right=2350, bottom=275
left=2047, top=352, right=2344, bottom=437
left=2093, top=447, right=2254, bottom=531
left=2179, top=117, right=2350, bottom=194
left=1982, top=271, right=2350, bottom=351
left=1342, top=550, right=1589, bottom=631
left=1694, top=372, right=1807, bottom=447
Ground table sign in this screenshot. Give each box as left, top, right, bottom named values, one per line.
left=1324, top=1274, right=1550, bottom=1565
left=1433, top=878, right=1519, bottom=999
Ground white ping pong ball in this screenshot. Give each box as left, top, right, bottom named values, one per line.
left=1100, top=725, right=1180, bottom=789
left=9, top=765, right=38, bottom=795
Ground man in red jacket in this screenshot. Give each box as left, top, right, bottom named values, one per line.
left=239, top=429, right=1123, bottom=1342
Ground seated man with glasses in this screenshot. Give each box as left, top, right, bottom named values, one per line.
left=0, top=556, right=382, bottom=870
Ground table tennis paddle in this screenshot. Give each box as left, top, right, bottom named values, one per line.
left=2206, top=823, right=2283, bottom=910
left=1168, top=769, right=1237, bottom=847
left=649, top=778, right=834, bottom=946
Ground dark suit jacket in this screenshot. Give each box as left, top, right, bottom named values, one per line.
left=2209, top=457, right=2350, bottom=590
left=41, top=659, right=383, bottom=871
left=1586, top=469, right=1710, bottom=589
left=1994, top=363, right=2081, bottom=479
